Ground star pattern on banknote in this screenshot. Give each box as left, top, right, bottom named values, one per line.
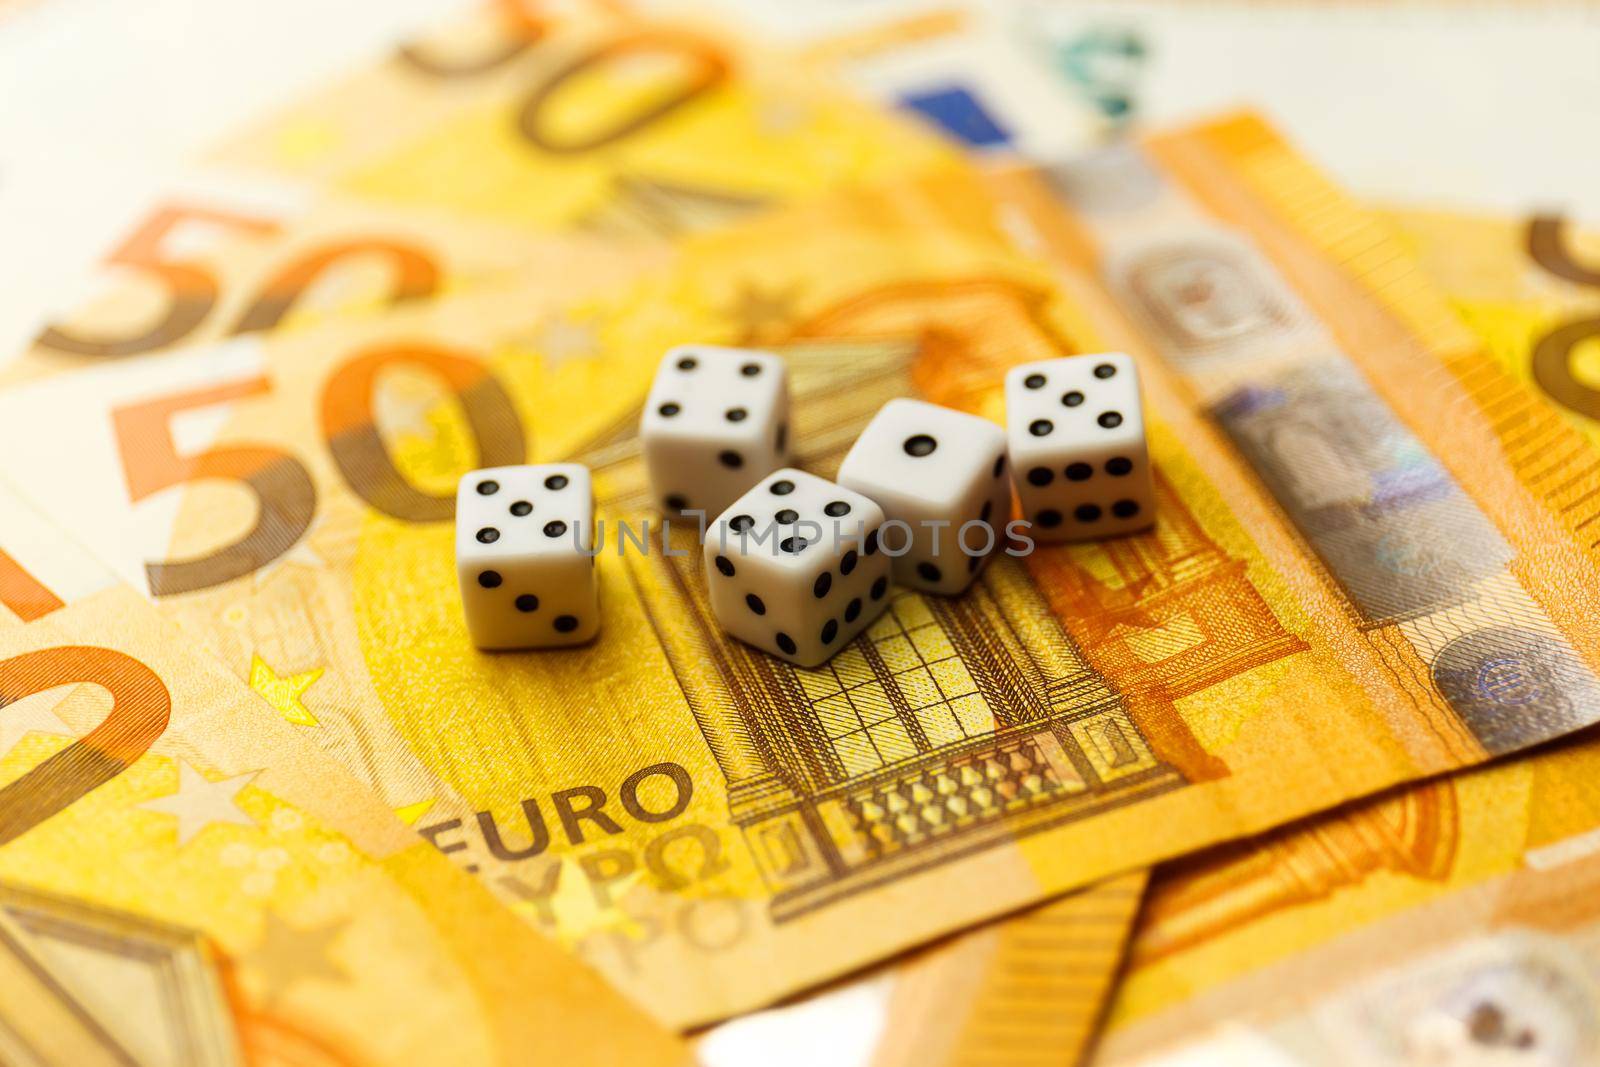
left=378, top=390, right=443, bottom=439
left=248, top=910, right=351, bottom=1003
left=0, top=696, right=75, bottom=757
left=723, top=283, right=801, bottom=343
left=137, top=761, right=262, bottom=846
left=393, top=797, right=437, bottom=826
left=250, top=514, right=330, bottom=586
left=540, top=858, right=649, bottom=951
left=533, top=313, right=602, bottom=369
left=249, top=654, right=324, bottom=727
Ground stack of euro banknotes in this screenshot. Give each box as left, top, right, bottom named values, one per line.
left=1, top=2, right=1598, bottom=1064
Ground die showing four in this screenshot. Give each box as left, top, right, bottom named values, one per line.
left=1004, top=353, right=1154, bottom=542
left=837, top=398, right=1011, bottom=596
left=455, top=463, right=599, bottom=650
left=702, top=469, right=892, bottom=668
left=640, top=344, right=790, bottom=519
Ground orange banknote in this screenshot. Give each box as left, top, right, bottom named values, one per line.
left=1, top=114, right=1598, bottom=1029
left=0, top=480, right=686, bottom=1066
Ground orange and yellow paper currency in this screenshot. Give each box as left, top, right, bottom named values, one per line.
left=1061, top=207, right=1600, bottom=1067
left=1387, top=206, right=1600, bottom=452
left=1093, top=730, right=1600, bottom=1066
left=0, top=909, right=136, bottom=1067
left=0, top=485, right=686, bottom=1066
left=5, top=108, right=1600, bottom=1030
left=1, top=2, right=954, bottom=383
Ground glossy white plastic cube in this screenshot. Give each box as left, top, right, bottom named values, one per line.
left=1005, top=353, right=1154, bottom=542
left=455, top=464, right=598, bottom=649
left=703, top=469, right=891, bottom=667
left=640, top=345, right=790, bottom=519
left=837, top=398, right=1011, bottom=595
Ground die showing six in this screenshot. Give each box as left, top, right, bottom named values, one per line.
left=1004, top=353, right=1155, bottom=542
left=639, top=344, right=791, bottom=519
left=452, top=349, right=1154, bottom=663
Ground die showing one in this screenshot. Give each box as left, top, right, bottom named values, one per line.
left=640, top=345, right=790, bottom=519
left=836, top=398, right=1010, bottom=595
left=455, top=463, right=599, bottom=649
left=703, top=469, right=892, bottom=668
left=1005, top=353, right=1155, bottom=542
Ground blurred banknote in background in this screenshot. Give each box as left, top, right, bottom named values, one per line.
left=0, top=0, right=956, bottom=361
left=721, top=0, right=1600, bottom=216
left=1092, top=727, right=1600, bottom=1066
left=700, top=871, right=1149, bottom=1067
left=1386, top=208, right=1600, bottom=451
left=0, top=909, right=137, bottom=1067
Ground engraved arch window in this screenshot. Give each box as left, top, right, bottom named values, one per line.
left=792, top=594, right=996, bottom=779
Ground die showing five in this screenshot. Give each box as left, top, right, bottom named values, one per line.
left=702, top=469, right=892, bottom=668
left=453, top=348, right=1154, bottom=660
left=455, top=463, right=598, bottom=650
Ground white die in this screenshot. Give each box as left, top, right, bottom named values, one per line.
left=1005, top=353, right=1155, bottom=542
left=640, top=345, right=790, bottom=519
left=455, top=464, right=599, bottom=649
left=703, top=469, right=892, bottom=668
left=836, top=398, right=1010, bottom=595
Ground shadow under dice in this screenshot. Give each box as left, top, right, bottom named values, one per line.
left=640, top=344, right=791, bottom=519
left=1005, top=353, right=1155, bottom=542
left=703, top=469, right=892, bottom=667
left=838, top=397, right=1011, bottom=596
left=455, top=464, right=599, bottom=649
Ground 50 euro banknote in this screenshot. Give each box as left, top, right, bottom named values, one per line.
left=3, top=113, right=1600, bottom=1027
left=0, top=481, right=686, bottom=1067
left=204, top=1, right=957, bottom=230
left=703, top=201, right=1600, bottom=1066
left=1, top=0, right=955, bottom=379
left=1092, top=722, right=1600, bottom=1066
left=1068, top=204, right=1600, bottom=1067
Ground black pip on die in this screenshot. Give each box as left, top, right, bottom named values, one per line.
left=1005, top=353, right=1155, bottom=542
left=703, top=469, right=892, bottom=668
left=837, top=398, right=1011, bottom=596
left=641, top=344, right=791, bottom=518
left=455, top=464, right=599, bottom=649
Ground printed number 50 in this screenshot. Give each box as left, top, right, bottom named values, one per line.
left=112, top=378, right=316, bottom=597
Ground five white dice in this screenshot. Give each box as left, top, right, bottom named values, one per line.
left=703, top=469, right=892, bottom=667
left=837, top=398, right=1011, bottom=596
left=457, top=349, right=1158, bottom=660
left=455, top=463, right=599, bottom=649
left=640, top=345, right=791, bottom=519
left=1004, top=353, right=1155, bottom=542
